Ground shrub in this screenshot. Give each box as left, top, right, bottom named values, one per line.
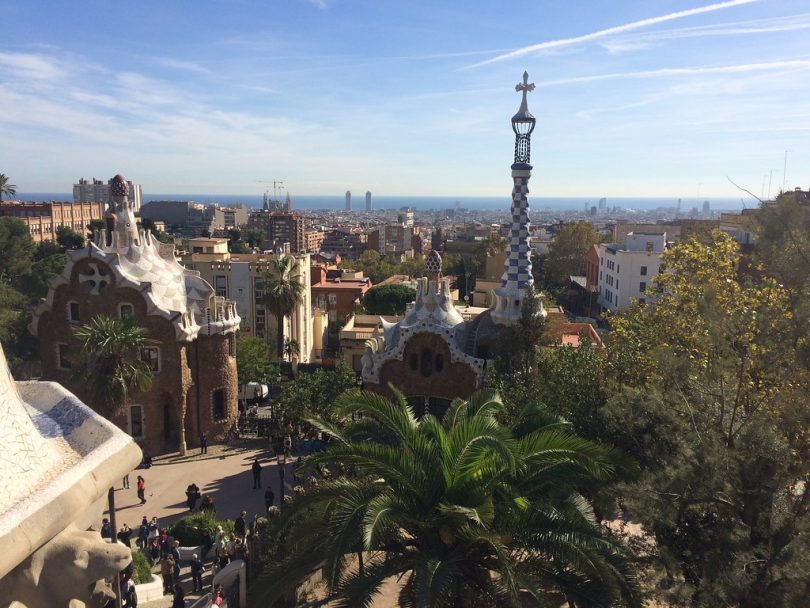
left=131, top=549, right=153, bottom=584
left=169, top=511, right=233, bottom=546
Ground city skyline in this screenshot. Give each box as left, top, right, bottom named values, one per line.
left=1, top=0, right=809, bottom=199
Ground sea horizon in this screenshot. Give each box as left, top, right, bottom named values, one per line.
left=13, top=193, right=755, bottom=212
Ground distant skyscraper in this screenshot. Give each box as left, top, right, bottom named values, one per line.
left=345, top=190, right=352, bottom=212
left=365, top=191, right=372, bottom=211
left=598, top=197, right=607, bottom=215
left=677, top=198, right=682, bottom=216
left=285, top=192, right=292, bottom=211
left=702, top=200, right=710, bottom=216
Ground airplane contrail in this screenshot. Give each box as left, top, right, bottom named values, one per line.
left=468, top=0, right=759, bottom=67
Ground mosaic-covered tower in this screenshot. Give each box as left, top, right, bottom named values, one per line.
left=492, top=72, right=536, bottom=325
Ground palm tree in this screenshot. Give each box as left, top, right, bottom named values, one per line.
left=263, top=255, right=305, bottom=361
left=252, top=389, right=640, bottom=608
left=71, top=316, right=158, bottom=418
left=0, top=174, right=17, bottom=202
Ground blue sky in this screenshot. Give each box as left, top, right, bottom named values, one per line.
left=1, top=0, right=809, bottom=199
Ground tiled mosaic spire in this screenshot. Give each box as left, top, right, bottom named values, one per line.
left=492, top=73, right=536, bottom=325
left=499, top=170, right=533, bottom=292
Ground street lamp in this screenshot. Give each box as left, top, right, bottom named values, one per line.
left=278, top=452, right=286, bottom=508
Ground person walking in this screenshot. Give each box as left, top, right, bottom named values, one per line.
left=264, top=486, right=275, bottom=513
left=185, top=483, right=200, bottom=512
left=100, top=518, right=112, bottom=540
left=190, top=553, right=204, bottom=593
left=252, top=458, right=262, bottom=489
left=137, top=517, right=149, bottom=549
left=136, top=475, right=146, bottom=504
left=283, top=434, right=292, bottom=458
left=171, top=539, right=181, bottom=581
left=200, top=432, right=208, bottom=455
left=160, top=554, right=175, bottom=595
left=234, top=511, right=247, bottom=541
left=171, top=583, right=185, bottom=608
left=117, top=523, right=133, bottom=548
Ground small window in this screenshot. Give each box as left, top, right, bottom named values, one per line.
left=435, top=354, right=444, bottom=373
left=638, top=298, right=646, bottom=305
left=328, top=293, right=337, bottom=305
left=212, top=388, right=226, bottom=421
left=615, top=280, right=619, bottom=290
left=646, top=241, right=654, bottom=252
left=57, top=343, right=72, bottom=370
left=639, top=281, right=646, bottom=293
left=129, top=404, right=144, bottom=439
left=255, top=308, right=266, bottom=330
left=67, top=301, right=80, bottom=323
left=119, top=303, right=134, bottom=319
left=140, top=347, right=160, bottom=373
left=616, top=264, right=620, bottom=273
left=640, top=266, right=648, bottom=276
left=215, top=275, right=227, bottom=298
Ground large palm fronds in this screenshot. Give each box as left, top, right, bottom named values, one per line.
left=263, top=255, right=304, bottom=360
left=71, top=315, right=158, bottom=417
left=250, top=388, right=640, bottom=608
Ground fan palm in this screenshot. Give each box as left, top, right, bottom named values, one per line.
left=252, top=389, right=639, bottom=608
left=263, top=255, right=305, bottom=361
left=71, top=315, right=159, bottom=418
left=0, top=174, right=17, bottom=202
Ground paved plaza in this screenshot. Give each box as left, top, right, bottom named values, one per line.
left=101, top=439, right=297, bottom=607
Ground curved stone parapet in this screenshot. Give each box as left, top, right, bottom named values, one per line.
left=0, top=343, right=142, bottom=606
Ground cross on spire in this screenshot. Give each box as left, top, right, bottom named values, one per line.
left=515, top=71, right=535, bottom=115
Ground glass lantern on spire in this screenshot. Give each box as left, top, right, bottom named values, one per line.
left=512, top=71, right=536, bottom=166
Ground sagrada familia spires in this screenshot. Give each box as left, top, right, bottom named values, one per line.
left=492, top=71, right=536, bottom=325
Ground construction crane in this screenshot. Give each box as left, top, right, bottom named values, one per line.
left=257, top=180, right=285, bottom=200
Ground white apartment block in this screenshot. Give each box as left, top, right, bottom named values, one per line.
left=74, top=178, right=142, bottom=211
left=597, top=232, right=666, bottom=312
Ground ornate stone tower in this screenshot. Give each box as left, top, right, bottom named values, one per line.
left=492, top=72, right=536, bottom=325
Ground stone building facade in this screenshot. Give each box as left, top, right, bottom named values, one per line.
left=31, top=175, right=240, bottom=456
left=0, top=201, right=104, bottom=243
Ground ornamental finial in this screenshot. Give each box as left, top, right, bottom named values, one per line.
left=514, top=71, right=535, bottom=120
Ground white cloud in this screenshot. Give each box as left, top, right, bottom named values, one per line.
left=536, top=59, right=810, bottom=88
left=306, top=0, right=329, bottom=9
left=153, top=58, right=211, bottom=75
left=468, top=0, right=759, bottom=67
left=0, top=51, right=69, bottom=82
left=599, top=12, right=810, bottom=53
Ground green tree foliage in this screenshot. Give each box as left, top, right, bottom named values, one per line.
left=362, top=284, right=416, bottom=315
left=602, top=230, right=810, bottom=606
left=0, top=217, right=36, bottom=285
left=138, top=217, right=174, bottom=244
left=348, top=250, right=399, bottom=284
left=70, top=316, right=158, bottom=417
left=87, top=218, right=106, bottom=238
left=263, top=255, right=305, bottom=360
left=252, top=389, right=639, bottom=607
left=494, top=288, right=548, bottom=376
left=244, top=229, right=265, bottom=249
left=235, top=334, right=278, bottom=385
left=274, top=363, right=356, bottom=425
left=0, top=173, right=17, bottom=202
left=56, top=225, right=85, bottom=249
left=544, top=221, right=600, bottom=287
left=227, top=228, right=251, bottom=253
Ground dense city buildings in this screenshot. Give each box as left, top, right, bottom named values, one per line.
left=31, top=175, right=240, bottom=456
left=0, top=200, right=103, bottom=242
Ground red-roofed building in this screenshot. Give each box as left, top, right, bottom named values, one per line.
left=311, top=265, right=371, bottom=327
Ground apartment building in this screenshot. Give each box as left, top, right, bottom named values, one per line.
left=181, top=239, right=316, bottom=362
left=597, top=232, right=666, bottom=312
left=0, top=201, right=104, bottom=243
